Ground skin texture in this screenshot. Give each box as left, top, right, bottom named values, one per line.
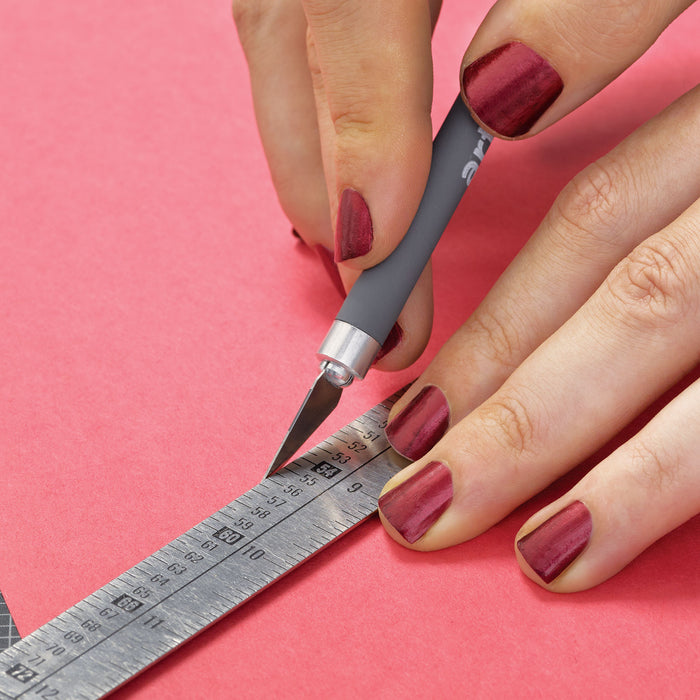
left=233, top=0, right=700, bottom=592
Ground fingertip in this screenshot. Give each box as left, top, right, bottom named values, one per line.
left=374, top=259, right=434, bottom=369
left=378, top=460, right=454, bottom=545
left=373, top=322, right=404, bottom=364
left=334, top=188, right=374, bottom=264
left=459, top=0, right=688, bottom=141
left=514, top=500, right=594, bottom=590
left=372, top=317, right=425, bottom=372
left=460, top=41, right=563, bottom=140
left=314, top=244, right=346, bottom=297
left=385, top=384, right=450, bottom=461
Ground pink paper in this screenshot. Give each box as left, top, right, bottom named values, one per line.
left=1, top=2, right=698, bottom=697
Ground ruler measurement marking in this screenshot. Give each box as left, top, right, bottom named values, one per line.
left=0, top=393, right=407, bottom=699
left=8, top=445, right=393, bottom=694
left=313, top=523, right=336, bottom=537
left=43, top=621, right=63, bottom=635
left=292, top=543, right=314, bottom=557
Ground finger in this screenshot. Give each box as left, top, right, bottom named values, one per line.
left=372, top=263, right=434, bottom=371
left=233, top=0, right=332, bottom=248
left=515, top=375, right=700, bottom=591
left=331, top=259, right=434, bottom=370
left=460, top=0, right=695, bottom=138
left=379, top=196, right=700, bottom=549
left=302, top=0, right=434, bottom=269
left=385, top=86, right=700, bottom=459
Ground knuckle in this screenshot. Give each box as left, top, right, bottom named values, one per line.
left=477, top=390, right=539, bottom=458
left=552, top=157, right=634, bottom=253
left=328, top=103, right=388, bottom=169
left=304, top=35, right=374, bottom=143
left=628, top=439, right=680, bottom=494
left=604, top=235, right=695, bottom=328
left=332, top=109, right=376, bottom=137
left=469, top=307, right=524, bottom=372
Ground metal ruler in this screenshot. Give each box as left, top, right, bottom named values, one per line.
left=0, top=391, right=407, bottom=699
left=0, top=594, right=20, bottom=652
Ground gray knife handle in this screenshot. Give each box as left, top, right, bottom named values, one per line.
left=318, top=95, right=492, bottom=383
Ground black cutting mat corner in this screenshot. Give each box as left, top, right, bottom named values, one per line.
left=0, top=590, right=20, bottom=650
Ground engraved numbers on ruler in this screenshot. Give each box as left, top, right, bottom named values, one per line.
left=0, top=393, right=406, bottom=699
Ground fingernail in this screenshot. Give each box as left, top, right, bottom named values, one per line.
left=335, top=188, right=373, bottom=262
left=378, top=461, right=453, bottom=543
left=462, top=41, right=563, bottom=138
left=385, top=385, right=449, bottom=461
left=516, top=501, right=592, bottom=584
left=314, top=245, right=346, bottom=297
left=374, top=323, right=403, bottom=362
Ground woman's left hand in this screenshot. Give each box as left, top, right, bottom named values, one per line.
left=379, top=83, right=700, bottom=592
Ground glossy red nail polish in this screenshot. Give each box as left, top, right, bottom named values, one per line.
left=517, top=501, right=592, bottom=583
left=378, top=461, right=453, bottom=543
left=374, top=323, right=403, bottom=362
left=385, top=385, right=449, bottom=461
left=314, top=245, right=346, bottom=297
left=462, top=41, right=563, bottom=138
left=335, top=188, right=373, bottom=262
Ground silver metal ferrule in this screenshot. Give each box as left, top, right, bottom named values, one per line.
left=317, top=320, right=381, bottom=387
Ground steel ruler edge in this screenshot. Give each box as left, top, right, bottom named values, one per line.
left=0, top=390, right=408, bottom=699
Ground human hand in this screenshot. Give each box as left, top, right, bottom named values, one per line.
left=233, top=0, right=442, bottom=368
left=378, top=0, right=700, bottom=591
left=233, top=0, right=694, bottom=373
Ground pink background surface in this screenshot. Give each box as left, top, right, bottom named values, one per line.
left=1, top=2, right=699, bottom=697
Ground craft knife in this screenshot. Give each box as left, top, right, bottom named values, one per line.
left=0, top=391, right=407, bottom=699
left=267, top=95, right=493, bottom=476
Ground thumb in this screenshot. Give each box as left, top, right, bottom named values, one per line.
left=461, top=0, right=695, bottom=139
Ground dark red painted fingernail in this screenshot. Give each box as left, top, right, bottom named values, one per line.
left=314, top=245, right=346, bottom=298
left=517, top=501, right=593, bottom=584
left=314, top=245, right=346, bottom=297
left=385, top=385, right=449, bottom=461
left=378, top=461, right=453, bottom=543
left=374, top=323, right=403, bottom=362
left=335, top=188, right=373, bottom=262
left=462, top=41, right=563, bottom=138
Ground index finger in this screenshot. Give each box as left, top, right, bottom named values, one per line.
left=302, top=0, right=435, bottom=268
